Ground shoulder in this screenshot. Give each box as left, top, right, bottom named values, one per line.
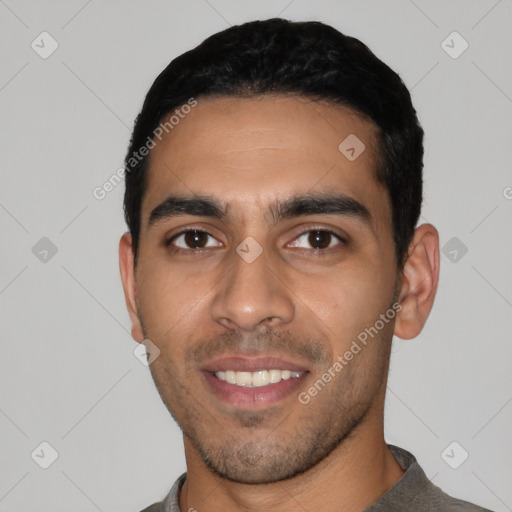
left=419, top=489, right=494, bottom=511
left=137, top=472, right=187, bottom=512
left=367, top=445, right=494, bottom=512
left=139, top=503, right=163, bottom=512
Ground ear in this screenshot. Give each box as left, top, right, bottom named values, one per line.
left=394, top=223, right=440, bottom=340
left=119, top=232, right=145, bottom=343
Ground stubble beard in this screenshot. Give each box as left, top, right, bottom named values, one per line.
left=148, top=345, right=388, bottom=485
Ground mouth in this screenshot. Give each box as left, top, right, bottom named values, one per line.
left=201, top=356, right=310, bottom=408
left=214, top=369, right=303, bottom=388
left=214, top=369, right=304, bottom=388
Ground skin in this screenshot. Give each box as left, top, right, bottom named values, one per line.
left=119, top=94, right=440, bottom=511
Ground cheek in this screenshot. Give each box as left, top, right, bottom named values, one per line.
left=300, top=263, right=393, bottom=345
left=136, top=261, right=214, bottom=339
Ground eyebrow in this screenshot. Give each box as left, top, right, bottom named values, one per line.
left=148, top=192, right=373, bottom=230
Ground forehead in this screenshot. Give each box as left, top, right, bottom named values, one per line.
left=141, top=94, right=390, bottom=232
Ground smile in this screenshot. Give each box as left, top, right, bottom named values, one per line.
left=214, top=369, right=303, bottom=388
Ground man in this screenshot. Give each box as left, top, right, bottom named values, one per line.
left=119, top=18, right=492, bottom=512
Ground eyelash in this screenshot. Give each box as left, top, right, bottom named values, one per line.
left=164, top=228, right=346, bottom=255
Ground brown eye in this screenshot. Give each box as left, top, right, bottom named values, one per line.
left=167, top=230, right=222, bottom=250
left=183, top=230, right=208, bottom=248
left=289, top=229, right=344, bottom=251
left=308, top=230, right=333, bottom=249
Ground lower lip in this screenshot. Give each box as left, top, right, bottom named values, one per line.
left=202, top=371, right=308, bottom=408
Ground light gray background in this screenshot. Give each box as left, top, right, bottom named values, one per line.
left=0, top=0, right=511, bottom=511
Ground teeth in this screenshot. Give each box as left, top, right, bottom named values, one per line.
left=252, top=370, right=269, bottom=387
left=214, top=369, right=302, bottom=387
left=269, top=369, right=282, bottom=383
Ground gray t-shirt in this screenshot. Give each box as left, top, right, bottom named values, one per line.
left=140, top=445, right=493, bottom=511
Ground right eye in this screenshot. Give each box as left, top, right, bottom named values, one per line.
left=165, top=229, right=223, bottom=252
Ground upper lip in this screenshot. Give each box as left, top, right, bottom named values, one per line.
left=201, top=355, right=309, bottom=373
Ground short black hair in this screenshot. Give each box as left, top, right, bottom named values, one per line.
left=124, top=18, right=424, bottom=268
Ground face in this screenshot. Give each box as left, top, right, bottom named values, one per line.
left=123, top=95, right=402, bottom=484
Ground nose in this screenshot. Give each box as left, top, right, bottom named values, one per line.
left=211, top=245, right=295, bottom=332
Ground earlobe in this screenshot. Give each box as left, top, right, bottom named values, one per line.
left=394, top=224, right=440, bottom=340
left=119, top=232, right=145, bottom=343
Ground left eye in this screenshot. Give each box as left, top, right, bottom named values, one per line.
left=289, top=230, right=344, bottom=250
